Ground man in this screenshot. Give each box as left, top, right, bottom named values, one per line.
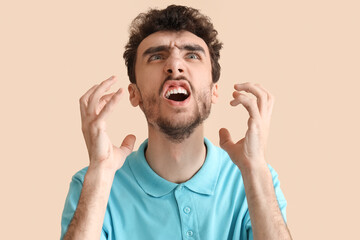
left=61, top=5, right=292, bottom=240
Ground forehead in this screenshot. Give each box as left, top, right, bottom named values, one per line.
left=137, top=30, right=209, bottom=56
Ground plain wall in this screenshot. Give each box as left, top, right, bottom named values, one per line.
left=1, top=0, right=359, bottom=239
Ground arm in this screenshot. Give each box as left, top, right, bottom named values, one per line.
left=64, top=167, right=115, bottom=240
left=241, top=163, right=291, bottom=239
left=219, top=82, right=292, bottom=240
left=63, top=75, right=136, bottom=240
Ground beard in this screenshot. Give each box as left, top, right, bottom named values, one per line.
left=156, top=93, right=211, bottom=143
left=139, top=81, right=213, bottom=143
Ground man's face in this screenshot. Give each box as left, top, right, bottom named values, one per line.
left=130, top=30, right=218, bottom=142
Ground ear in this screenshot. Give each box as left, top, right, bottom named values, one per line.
left=211, top=83, right=219, bottom=104
left=128, top=83, right=141, bottom=107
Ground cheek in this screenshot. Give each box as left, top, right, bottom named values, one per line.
left=142, top=94, right=157, bottom=106
left=191, top=61, right=212, bottom=78
left=137, top=83, right=161, bottom=107
left=136, top=65, right=163, bottom=86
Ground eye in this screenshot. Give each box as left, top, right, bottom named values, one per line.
left=148, top=54, right=164, bottom=62
left=186, top=52, right=201, bottom=60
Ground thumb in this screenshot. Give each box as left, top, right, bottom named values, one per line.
left=119, top=134, right=136, bottom=158
left=219, top=128, right=235, bottom=154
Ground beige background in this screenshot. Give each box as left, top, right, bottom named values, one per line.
left=1, top=0, right=359, bottom=239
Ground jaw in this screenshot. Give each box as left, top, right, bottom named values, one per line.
left=140, top=82, right=213, bottom=141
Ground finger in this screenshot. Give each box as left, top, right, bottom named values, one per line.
left=254, top=83, right=275, bottom=116
left=253, top=83, right=273, bottom=100
left=79, top=84, right=99, bottom=120
left=219, top=128, right=235, bottom=154
left=119, top=134, right=136, bottom=158
left=230, top=92, right=261, bottom=120
left=97, top=92, right=117, bottom=114
left=100, top=92, right=116, bottom=102
left=97, top=88, right=124, bottom=122
left=88, top=75, right=117, bottom=115
left=234, top=82, right=268, bottom=117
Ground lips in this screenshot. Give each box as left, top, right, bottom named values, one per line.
left=162, top=80, right=191, bottom=103
left=165, top=87, right=188, bottom=99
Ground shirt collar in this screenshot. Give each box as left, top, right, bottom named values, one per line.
left=128, top=138, right=220, bottom=198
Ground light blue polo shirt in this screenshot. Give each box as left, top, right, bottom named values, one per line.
left=60, top=138, right=287, bottom=240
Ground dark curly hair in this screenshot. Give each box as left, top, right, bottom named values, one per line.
left=123, top=5, right=223, bottom=84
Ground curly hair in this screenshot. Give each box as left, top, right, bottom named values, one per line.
left=123, top=5, right=223, bottom=84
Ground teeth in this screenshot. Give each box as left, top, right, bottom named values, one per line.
left=165, top=87, right=189, bottom=99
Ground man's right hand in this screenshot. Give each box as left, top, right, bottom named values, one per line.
left=79, top=75, right=136, bottom=172
left=64, top=75, right=135, bottom=240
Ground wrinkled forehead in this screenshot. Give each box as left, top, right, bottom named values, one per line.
left=137, top=30, right=209, bottom=56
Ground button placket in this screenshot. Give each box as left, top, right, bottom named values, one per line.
left=183, top=206, right=191, bottom=214
left=174, top=185, right=199, bottom=239
left=186, top=230, right=194, bottom=237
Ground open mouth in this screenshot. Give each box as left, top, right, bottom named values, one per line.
left=165, top=87, right=190, bottom=102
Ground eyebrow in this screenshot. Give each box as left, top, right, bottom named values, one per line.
left=142, top=44, right=206, bottom=57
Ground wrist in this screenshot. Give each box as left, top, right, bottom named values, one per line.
left=88, top=158, right=119, bottom=174
left=237, top=157, right=268, bottom=174
left=239, top=160, right=271, bottom=181
left=85, top=164, right=117, bottom=186
left=240, top=162, right=276, bottom=207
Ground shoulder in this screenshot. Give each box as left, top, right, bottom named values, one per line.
left=205, top=137, right=232, bottom=161
left=206, top=139, right=238, bottom=170
left=70, top=166, right=88, bottom=184
left=266, top=164, right=282, bottom=184
left=205, top=138, right=242, bottom=182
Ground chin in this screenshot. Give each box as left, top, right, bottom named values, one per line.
left=155, top=111, right=207, bottom=143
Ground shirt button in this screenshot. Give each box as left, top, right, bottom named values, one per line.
left=186, top=230, right=193, bottom=237
left=183, top=207, right=191, bottom=214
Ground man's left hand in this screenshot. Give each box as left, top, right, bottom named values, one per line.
left=219, top=82, right=275, bottom=171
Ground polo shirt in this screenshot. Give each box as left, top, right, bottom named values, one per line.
left=60, top=138, right=287, bottom=240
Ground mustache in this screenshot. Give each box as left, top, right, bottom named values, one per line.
left=159, top=75, right=193, bottom=96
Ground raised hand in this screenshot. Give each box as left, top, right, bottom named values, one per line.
left=79, top=75, right=136, bottom=172
left=219, top=82, right=274, bottom=171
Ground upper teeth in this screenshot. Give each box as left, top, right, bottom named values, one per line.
left=165, top=87, right=188, bottom=99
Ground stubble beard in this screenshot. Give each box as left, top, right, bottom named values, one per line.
left=141, top=87, right=212, bottom=143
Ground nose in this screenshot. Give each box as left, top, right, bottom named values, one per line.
left=164, top=55, right=184, bottom=75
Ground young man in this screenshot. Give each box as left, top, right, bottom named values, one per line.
left=61, top=5, right=292, bottom=240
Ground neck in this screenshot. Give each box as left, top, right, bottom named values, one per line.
left=145, top=125, right=207, bottom=184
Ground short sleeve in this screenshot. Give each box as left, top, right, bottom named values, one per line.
left=60, top=167, right=109, bottom=240
left=240, top=164, right=287, bottom=240
left=268, top=164, right=287, bottom=223
left=100, top=229, right=108, bottom=240
left=60, top=168, right=86, bottom=239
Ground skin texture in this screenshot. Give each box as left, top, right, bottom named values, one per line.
left=64, top=30, right=292, bottom=240
left=219, top=82, right=293, bottom=239
left=129, top=31, right=216, bottom=142
left=128, top=30, right=218, bottom=183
